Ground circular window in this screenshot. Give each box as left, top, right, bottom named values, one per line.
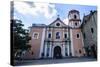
left=56, top=23, right=60, bottom=26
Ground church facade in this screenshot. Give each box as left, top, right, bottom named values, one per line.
left=28, top=10, right=85, bottom=59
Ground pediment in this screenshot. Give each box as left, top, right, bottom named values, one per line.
left=48, top=18, right=67, bottom=27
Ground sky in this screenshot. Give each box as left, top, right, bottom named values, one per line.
left=13, top=1, right=97, bottom=29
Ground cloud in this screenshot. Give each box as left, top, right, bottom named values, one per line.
left=14, top=1, right=57, bottom=19
left=63, top=18, right=69, bottom=25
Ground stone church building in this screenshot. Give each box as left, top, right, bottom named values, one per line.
left=27, top=10, right=85, bottom=59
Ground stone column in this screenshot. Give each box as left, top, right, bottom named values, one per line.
left=67, top=42, right=70, bottom=56
left=39, top=28, right=45, bottom=58
left=44, top=44, right=47, bottom=58
left=51, top=44, right=53, bottom=58
left=62, top=44, right=65, bottom=57
left=49, top=44, right=52, bottom=58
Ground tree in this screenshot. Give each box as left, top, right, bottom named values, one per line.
left=11, top=19, right=31, bottom=58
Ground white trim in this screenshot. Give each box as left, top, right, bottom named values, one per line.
left=39, top=28, right=45, bottom=58
left=44, top=44, right=47, bottom=58
left=32, top=32, right=39, bottom=39
left=49, top=44, right=52, bottom=57
left=67, top=31, right=69, bottom=38
left=62, top=44, right=65, bottom=57
left=51, top=44, right=53, bottom=58
left=70, top=29, right=74, bottom=56
left=67, top=43, right=70, bottom=56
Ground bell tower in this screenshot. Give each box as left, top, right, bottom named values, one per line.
left=68, top=10, right=81, bottom=28
left=68, top=10, right=85, bottom=57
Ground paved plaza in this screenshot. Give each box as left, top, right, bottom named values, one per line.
left=14, top=57, right=97, bottom=66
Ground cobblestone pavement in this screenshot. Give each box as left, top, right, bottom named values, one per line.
left=14, top=57, right=97, bottom=66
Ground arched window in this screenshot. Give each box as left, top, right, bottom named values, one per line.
left=76, top=33, right=80, bottom=39
left=31, top=51, right=34, bottom=55
left=64, top=33, right=67, bottom=38
left=48, top=33, right=51, bottom=38
left=56, top=32, right=60, bottom=39
left=32, top=32, right=39, bottom=39
left=75, top=22, right=77, bottom=26
left=74, top=15, right=77, bottom=19
left=91, top=28, right=94, bottom=33
left=79, top=49, right=82, bottom=54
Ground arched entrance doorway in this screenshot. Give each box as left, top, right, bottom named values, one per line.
left=53, top=46, right=62, bottom=59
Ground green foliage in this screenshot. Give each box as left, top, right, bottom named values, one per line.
left=11, top=19, right=31, bottom=51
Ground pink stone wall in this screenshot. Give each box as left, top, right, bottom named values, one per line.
left=72, top=29, right=84, bottom=57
